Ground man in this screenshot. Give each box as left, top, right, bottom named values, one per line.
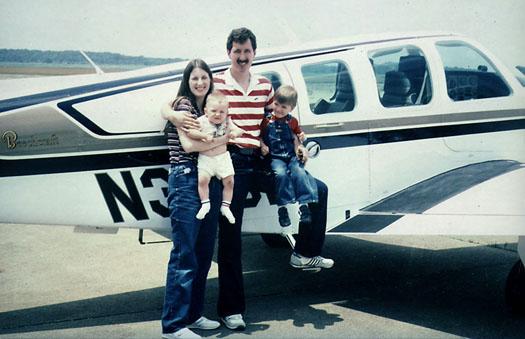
left=213, top=27, right=334, bottom=331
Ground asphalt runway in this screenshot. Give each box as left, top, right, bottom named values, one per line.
left=0, top=224, right=523, bottom=338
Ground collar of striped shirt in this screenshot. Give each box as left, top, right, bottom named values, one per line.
left=214, top=69, right=274, bottom=149
left=222, top=68, right=266, bottom=95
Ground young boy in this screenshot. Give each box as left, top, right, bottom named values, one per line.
left=260, top=85, right=318, bottom=234
left=187, top=91, right=243, bottom=224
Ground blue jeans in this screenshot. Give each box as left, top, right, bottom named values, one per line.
left=162, top=162, right=220, bottom=334
left=271, top=156, right=318, bottom=206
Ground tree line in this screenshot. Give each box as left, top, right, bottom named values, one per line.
left=0, top=49, right=184, bottom=66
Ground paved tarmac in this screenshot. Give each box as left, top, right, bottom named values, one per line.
left=0, top=224, right=523, bottom=338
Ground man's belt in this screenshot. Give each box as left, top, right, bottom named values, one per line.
left=228, top=145, right=260, bottom=156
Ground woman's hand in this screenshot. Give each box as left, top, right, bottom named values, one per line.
left=177, top=111, right=201, bottom=132
left=161, top=101, right=200, bottom=131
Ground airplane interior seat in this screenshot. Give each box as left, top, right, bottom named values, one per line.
left=312, top=98, right=330, bottom=114
left=331, top=69, right=355, bottom=112
left=398, top=55, right=427, bottom=96
left=326, top=100, right=352, bottom=113
left=312, top=93, right=354, bottom=114
left=381, top=70, right=414, bottom=107
left=313, top=70, right=355, bottom=114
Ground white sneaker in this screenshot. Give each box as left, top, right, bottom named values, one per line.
left=162, top=328, right=201, bottom=339
left=188, top=316, right=220, bottom=330
left=220, top=314, right=246, bottom=330
left=290, top=252, right=334, bottom=269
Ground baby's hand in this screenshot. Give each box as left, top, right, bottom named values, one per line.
left=228, top=132, right=238, bottom=139
left=202, top=135, right=213, bottom=143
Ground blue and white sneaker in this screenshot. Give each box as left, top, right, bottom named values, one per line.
left=290, top=252, right=334, bottom=269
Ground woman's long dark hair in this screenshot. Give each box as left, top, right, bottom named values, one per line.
left=175, top=58, right=214, bottom=110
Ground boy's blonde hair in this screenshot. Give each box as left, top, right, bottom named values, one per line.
left=206, top=91, right=229, bottom=107
left=274, top=85, right=298, bottom=108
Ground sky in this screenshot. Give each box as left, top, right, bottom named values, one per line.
left=0, top=0, right=524, bottom=69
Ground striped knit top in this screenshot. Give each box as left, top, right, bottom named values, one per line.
left=214, top=70, right=274, bottom=148
left=164, top=97, right=201, bottom=164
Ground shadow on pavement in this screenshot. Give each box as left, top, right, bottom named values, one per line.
left=1, top=235, right=522, bottom=337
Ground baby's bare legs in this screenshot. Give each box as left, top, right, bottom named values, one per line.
left=196, top=171, right=211, bottom=220
left=220, top=175, right=235, bottom=224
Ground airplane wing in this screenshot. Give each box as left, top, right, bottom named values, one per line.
left=329, top=160, right=525, bottom=235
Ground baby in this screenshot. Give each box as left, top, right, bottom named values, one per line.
left=187, top=91, right=243, bottom=223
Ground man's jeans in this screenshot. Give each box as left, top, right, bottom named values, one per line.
left=217, top=150, right=328, bottom=317
left=162, top=162, right=219, bottom=333
left=271, top=156, right=318, bottom=206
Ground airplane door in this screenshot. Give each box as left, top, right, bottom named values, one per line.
left=285, top=53, right=371, bottom=229
left=366, top=44, right=455, bottom=207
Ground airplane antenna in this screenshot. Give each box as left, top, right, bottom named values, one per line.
left=79, top=50, right=104, bottom=74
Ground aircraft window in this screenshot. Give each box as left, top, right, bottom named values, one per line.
left=369, top=46, right=432, bottom=108
left=436, top=41, right=511, bottom=101
left=259, top=71, right=282, bottom=91
left=301, top=60, right=355, bottom=114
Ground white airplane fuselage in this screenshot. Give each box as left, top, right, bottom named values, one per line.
left=1, top=33, right=524, bottom=238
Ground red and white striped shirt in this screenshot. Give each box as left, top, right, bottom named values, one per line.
left=214, top=69, right=274, bottom=148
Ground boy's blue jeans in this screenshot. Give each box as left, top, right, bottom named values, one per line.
left=271, top=156, right=318, bottom=206
left=162, top=162, right=220, bottom=334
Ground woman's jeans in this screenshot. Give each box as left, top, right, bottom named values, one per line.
left=162, top=162, right=220, bottom=333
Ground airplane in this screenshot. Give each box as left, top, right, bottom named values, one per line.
left=1, top=32, right=524, bottom=312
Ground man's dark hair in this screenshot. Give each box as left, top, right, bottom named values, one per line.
left=226, top=27, right=257, bottom=52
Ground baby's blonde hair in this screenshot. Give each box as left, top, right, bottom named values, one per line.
left=206, top=91, right=229, bottom=107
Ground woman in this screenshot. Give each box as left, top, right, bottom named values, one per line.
left=161, top=59, right=228, bottom=339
